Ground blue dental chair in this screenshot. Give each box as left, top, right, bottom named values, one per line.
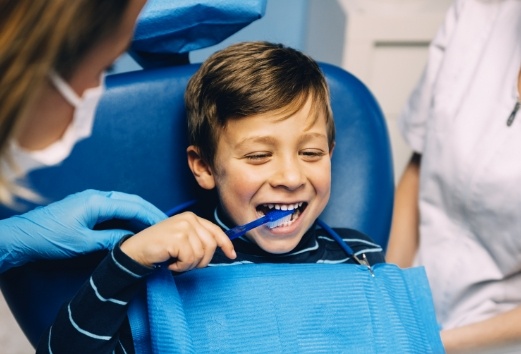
left=0, top=4, right=393, bottom=348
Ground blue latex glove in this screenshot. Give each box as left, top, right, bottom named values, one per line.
left=0, top=189, right=167, bottom=273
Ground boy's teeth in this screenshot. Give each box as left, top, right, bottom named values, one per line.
left=263, top=203, right=304, bottom=229
left=264, top=203, right=300, bottom=211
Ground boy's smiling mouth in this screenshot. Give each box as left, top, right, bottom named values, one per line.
left=256, top=202, right=308, bottom=229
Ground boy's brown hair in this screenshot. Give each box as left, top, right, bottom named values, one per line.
left=185, top=41, right=335, bottom=168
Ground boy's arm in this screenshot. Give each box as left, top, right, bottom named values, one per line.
left=36, top=242, right=152, bottom=353
left=385, top=153, right=421, bottom=268
left=441, top=306, right=521, bottom=353
left=37, top=212, right=236, bottom=353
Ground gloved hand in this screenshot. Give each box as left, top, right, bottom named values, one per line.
left=0, top=189, right=167, bottom=273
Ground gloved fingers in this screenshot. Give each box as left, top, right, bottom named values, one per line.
left=81, top=229, right=130, bottom=252
left=81, top=190, right=167, bottom=227
left=105, top=191, right=167, bottom=223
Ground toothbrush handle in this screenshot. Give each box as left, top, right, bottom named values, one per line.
left=225, top=226, right=246, bottom=240
left=224, top=209, right=293, bottom=240
left=225, top=216, right=268, bottom=240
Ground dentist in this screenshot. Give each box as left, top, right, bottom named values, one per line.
left=386, top=0, right=521, bottom=351
left=0, top=0, right=167, bottom=272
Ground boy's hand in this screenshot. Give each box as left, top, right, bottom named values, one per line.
left=120, top=212, right=236, bottom=272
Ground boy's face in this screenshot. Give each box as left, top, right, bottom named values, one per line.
left=189, top=96, right=333, bottom=254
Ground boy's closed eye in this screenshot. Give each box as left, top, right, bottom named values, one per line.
left=242, top=149, right=328, bottom=165
left=244, top=152, right=272, bottom=164
left=300, top=149, right=327, bottom=162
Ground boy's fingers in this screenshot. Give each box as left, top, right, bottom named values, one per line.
left=159, top=212, right=236, bottom=272
left=198, top=218, right=237, bottom=260
left=191, top=218, right=228, bottom=267
left=164, top=223, right=202, bottom=272
left=169, top=215, right=217, bottom=271
left=169, top=242, right=199, bottom=272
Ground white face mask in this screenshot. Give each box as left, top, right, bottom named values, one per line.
left=3, top=72, right=105, bottom=180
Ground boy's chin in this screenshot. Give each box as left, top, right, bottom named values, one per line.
left=252, top=237, right=302, bottom=255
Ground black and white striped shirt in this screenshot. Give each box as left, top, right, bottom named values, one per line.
left=37, top=207, right=385, bottom=354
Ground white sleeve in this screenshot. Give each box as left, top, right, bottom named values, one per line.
left=397, top=0, right=466, bottom=154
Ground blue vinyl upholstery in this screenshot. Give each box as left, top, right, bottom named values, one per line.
left=0, top=62, right=393, bottom=347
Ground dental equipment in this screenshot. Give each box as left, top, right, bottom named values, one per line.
left=317, top=219, right=375, bottom=277
left=225, top=209, right=294, bottom=240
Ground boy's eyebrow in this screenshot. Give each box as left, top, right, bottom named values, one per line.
left=298, top=132, right=328, bottom=143
left=234, top=136, right=276, bottom=148
left=234, top=133, right=328, bottom=149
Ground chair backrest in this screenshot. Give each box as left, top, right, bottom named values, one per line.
left=0, top=62, right=393, bottom=347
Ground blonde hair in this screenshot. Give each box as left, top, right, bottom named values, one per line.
left=0, top=0, right=128, bottom=204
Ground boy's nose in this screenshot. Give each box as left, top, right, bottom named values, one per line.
left=269, top=157, right=306, bottom=191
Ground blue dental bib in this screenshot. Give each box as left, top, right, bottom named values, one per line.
left=128, top=262, right=444, bottom=353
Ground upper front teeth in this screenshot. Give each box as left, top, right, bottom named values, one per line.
left=266, top=202, right=302, bottom=211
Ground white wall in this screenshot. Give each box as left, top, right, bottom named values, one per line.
left=334, top=0, right=453, bottom=181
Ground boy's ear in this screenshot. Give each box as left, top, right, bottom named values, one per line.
left=187, top=145, right=216, bottom=190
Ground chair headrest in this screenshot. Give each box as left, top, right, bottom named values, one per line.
left=130, top=0, right=267, bottom=68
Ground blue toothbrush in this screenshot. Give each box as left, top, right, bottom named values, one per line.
left=225, top=209, right=294, bottom=240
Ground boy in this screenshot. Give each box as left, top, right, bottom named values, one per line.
left=38, top=41, right=384, bottom=353
left=183, top=41, right=384, bottom=266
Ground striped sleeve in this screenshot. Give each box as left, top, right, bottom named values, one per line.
left=36, top=240, right=153, bottom=354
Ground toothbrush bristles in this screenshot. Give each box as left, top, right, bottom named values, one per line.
left=267, top=214, right=292, bottom=229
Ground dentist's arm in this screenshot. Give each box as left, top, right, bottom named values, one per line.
left=0, top=189, right=167, bottom=273
left=385, top=152, right=421, bottom=268
left=442, top=306, right=521, bottom=353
